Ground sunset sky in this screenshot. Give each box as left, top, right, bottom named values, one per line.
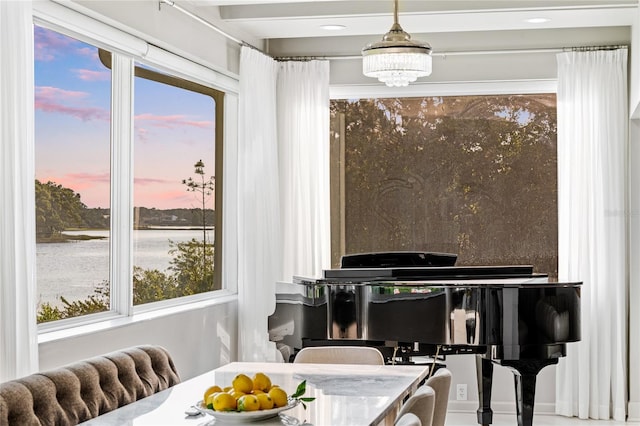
left=34, top=25, right=216, bottom=210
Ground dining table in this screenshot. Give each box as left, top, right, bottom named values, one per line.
left=78, top=361, right=431, bottom=426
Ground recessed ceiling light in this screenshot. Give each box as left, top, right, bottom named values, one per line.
left=320, top=24, right=346, bottom=31
left=525, top=17, right=551, bottom=24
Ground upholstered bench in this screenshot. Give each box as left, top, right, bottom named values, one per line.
left=0, top=345, right=180, bottom=426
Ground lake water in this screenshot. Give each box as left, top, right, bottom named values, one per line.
left=36, top=229, right=207, bottom=307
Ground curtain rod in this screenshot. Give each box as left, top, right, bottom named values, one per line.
left=158, top=0, right=267, bottom=55
left=158, top=2, right=627, bottom=61
left=276, top=45, right=628, bottom=61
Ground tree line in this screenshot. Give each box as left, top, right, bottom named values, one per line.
left=331, top=94, right=558, bottom=276
left=36, top=160, right=217, bottom=323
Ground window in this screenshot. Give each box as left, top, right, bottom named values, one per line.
left=330, top=94, right=558, bottom=278
left=34, top=23, right=225, bottom=324
left=132, top=63, right=223, bottom=305
left=34, top=25, right=112, bottom=322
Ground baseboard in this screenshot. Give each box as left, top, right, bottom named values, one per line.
left=448, top=400, right=556, bottom=416
left=628, top=401, right=640, bottom=422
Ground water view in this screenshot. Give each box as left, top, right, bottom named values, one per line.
left=36, top=228, right=207, bottom=307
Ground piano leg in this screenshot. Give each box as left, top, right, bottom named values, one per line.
left=476, top=355, right=494, bottom=426
left=500, top=358, right=559, bottom=426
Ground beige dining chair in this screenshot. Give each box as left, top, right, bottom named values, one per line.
left=293, top=346, right=385, bottom=365
left=395, top=412, right=422, bottom=426
left=425, top=367, right=452, bottom=426
left=395, top=384, right=435, bottom=426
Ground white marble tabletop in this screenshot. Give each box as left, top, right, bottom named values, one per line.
left=79, top=361, right=430, bottom=426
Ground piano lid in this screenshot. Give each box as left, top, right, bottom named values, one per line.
left=341, top=251, right=457, bottom=268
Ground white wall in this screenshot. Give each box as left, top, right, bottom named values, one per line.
left=39, top=301, right=238, bottom=381
left=444, top=353, right=558, bottom=416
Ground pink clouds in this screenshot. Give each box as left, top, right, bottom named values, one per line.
left=39, top=173, right=196, bottom=208
left=136, top=127, right=149, bottom=142
left=135, top=177, right=171, bottom=186
left=35, top=86, right=109, bottom=122
left=75, top=47, right=97, bottom=58
left=67, top=172, right=111, bottom=184
left=74, top=69, right=110, bottom=82
left=34, top=26, right=74, bottom=62
left=37, top=86, right=88, bottom=101
left=39, top=173, right=110, bottom=205
left=135, top=113, right=213, bottom=130
left=34, top=26, right=102, bottom=63
left=135, top=190, right=201, bottom=209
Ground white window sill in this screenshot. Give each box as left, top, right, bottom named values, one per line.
left=38, top=290, right=237, bottom=344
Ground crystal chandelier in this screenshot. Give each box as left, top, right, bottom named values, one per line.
left=361, top=0, right=432, bottom=87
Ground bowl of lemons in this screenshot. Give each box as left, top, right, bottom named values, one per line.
left=195, top=372, right=314, bottom=423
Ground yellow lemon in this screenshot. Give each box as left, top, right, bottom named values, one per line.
left=212, top=392, right=237, bottom=411
left=268, top=386, right=288, bottom=408
left=223, top=386, right=233, bottom=392
left=252, top=372, right=272, bottom=392
left=205, top=392, right=219, bottom=409
left=203, top=385, right=222, bottom=404
left=256, top=392, right=274, bottom=410
left=228, top=389, right=245, bottom=400
left=232, top=374, right=254, bottom=393
left=251, top=389, right=265, bottom=394
left=237, top=394, right=260, bottom=412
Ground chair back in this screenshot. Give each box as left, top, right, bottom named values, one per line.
left=425, top=368, right=452, bottom=426
left=293, top=346, right=385, bottom=365
left=395, top=384, right=435, bottom=426
left=395, top=412, right=422, bottom=426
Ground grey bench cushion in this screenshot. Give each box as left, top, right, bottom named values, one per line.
left=0, top=345, right=180, bottom=426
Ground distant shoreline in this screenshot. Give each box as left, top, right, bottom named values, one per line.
left=36, top=233, right=106, bottom=244
left=136, top=226, right=214, bottom=231
left=36, top=226, right=214, bottom=244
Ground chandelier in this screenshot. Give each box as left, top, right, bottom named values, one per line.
left=361, top=0, right=432, bottom=87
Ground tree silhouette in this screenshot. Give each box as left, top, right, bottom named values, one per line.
left=35, top=180, right=87, bottom=239
left=182, top=160, right=215, bottom=289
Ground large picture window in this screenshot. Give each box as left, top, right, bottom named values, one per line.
left=34, top=24, right=225, bottom=324
left=330, top=94, right=558, bottom=278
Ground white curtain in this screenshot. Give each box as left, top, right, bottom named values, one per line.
left=237, top=49, right=331, bottom=361
left=277, top=60, right=331, bottom=281
left=237, top=46, right=281, bottom=361
left=555, top=48, right=628, bottom=421
left=0, top=0, right=39, bottom=381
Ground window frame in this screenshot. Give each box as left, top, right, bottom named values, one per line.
left=33, top=1, right=238, bottom=335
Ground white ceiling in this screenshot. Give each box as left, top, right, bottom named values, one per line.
left=185, top=0, right=636, bottom=42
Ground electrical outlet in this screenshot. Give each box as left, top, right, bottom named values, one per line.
left=456, top=384, right=468, bottom=401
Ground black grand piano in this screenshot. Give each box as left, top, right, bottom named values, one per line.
left=268, top=252, right=581, bottom=426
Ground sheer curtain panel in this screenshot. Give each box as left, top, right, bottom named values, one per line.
left=0, top=0, right=39, bottom=381
left=555, top=48, right=628, bottom=421
left=277, top=60, right=331, bottom=281
left=237, top=46, right=281, bottom=362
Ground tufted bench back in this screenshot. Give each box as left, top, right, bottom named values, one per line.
left=0, top=345, right=180, bottom=426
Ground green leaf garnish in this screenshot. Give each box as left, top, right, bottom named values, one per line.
left=291, top=380, right=306, bottom=398
left=290, top=380, right=316, bottom=410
